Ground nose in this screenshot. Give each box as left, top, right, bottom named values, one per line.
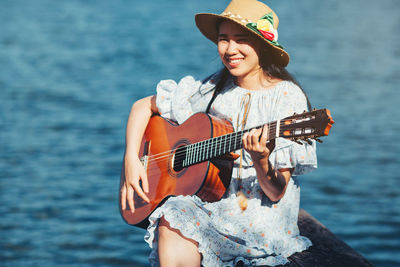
left=226, top=40, right=238, bottom=55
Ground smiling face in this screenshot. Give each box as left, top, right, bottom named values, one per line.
left=217, top=20, right=262, bottom=85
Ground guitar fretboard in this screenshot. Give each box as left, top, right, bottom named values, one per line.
left=180, top=120, right=279, bottom=168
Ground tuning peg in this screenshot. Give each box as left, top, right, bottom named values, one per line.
left=315, top=138, right=323, bottom=143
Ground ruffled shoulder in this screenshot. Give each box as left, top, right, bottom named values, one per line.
left=269, top=82, right=317, bottom=176
left=155, top=76, right=200, bottom=124
left=276, top=82, right=309, bottom=119
left=270, top=138, right=317, bottom=176
left=155, top=72, right=221, bottom=124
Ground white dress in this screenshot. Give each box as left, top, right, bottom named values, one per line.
left=144, top=71, right=318, bottom=266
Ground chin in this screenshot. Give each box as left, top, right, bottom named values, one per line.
left=227, top=67, right=245, bottom=78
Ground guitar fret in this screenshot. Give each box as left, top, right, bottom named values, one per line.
left=275, top=120, right=280, bottom=138
left=219, top=136, right=222, bottom=156
left=182, top=147, right=186, bottom=167
left=200, top=141, right=204, bottom=162
left=191, top=143, right=196, bottom=165
left=209, top=138, right=213, bottom=159
left=186, top=144, right=190, bottom=166
left=208, top=139, right=212, bottom=159
left=234, top=131, right=239, bottom=151
left=183, top=145, right=187, bottom=167
left=205, top=141, right=208, bottom=161
left=203, top=140, right=207, bottom=161
left=224, top=135, right=228, bottom=153
left=229, top=134, right=235, bottom=151
left=191, top=143, right=195, bottom=165
left=195, top=142, right=200, bottom=163
left=205, top=140, right=208, bottom=160
left=238, top=130, right=243, bottom=150
left=192, top=143, right=195, bottom=164
left=206, top=139, right=210, bottom=160
left=214, top=137, right=218, bottom=158
left=226, top=134, right=229, bottom=152
left=198, top=142, right=202, bottom=163
left=214, top=138, right=217, bottom=157
left=203, top=140, right=206, bottom=161
left=221, top=136, right=226, bottom=154
left=202, top=140, right=206, bottom=161
left=228, top=134, right=232, bottom=152
left=188, top=144, right=193, bottom=166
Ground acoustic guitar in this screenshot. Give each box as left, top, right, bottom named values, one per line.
left=120, top=109, right=334, bottom=228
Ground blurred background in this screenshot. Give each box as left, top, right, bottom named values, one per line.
left=1, top=0, right=399, bottom=266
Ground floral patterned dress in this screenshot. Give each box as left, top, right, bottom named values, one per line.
left=144, top=71, right=317, bottom=266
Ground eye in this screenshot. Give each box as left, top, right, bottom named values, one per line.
left=237, top=38, right=249, bottom=43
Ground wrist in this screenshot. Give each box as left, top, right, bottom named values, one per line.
left=249, top=149, right=270, bottom=165
left=266, top=160, right=276, bottom=178
left=125, top=150, right=140, bottom=163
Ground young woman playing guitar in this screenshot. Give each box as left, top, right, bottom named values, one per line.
left=120, top=1, right=321, bottom=266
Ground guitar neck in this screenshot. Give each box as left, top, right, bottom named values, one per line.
left=181, top=120, right=278, bottom=168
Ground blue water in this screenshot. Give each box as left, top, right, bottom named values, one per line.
left=1, top=0, right=399, bottom=266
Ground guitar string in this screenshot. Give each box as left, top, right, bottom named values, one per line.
left=143, top=123, right=306, bottom=166
left=143, top=134, right=312, bottom=177
left=144, top=124, right=280, bottom=163
left=142, top=120, right=290, bottom=163
left=128, top=113, right=324, bottom=178
left=143, top=128, right=316, bottom=176
left=143, top=117, right=317, bottom=166
left=143, top=124, right=296, bottom=168
left=143, top=132, right=279, bottom=176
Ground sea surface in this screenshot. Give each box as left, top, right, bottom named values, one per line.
left=1, top=0, right=399, bottom=266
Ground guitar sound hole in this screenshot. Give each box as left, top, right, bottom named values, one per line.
left=173, top=145, right=187, bottom=172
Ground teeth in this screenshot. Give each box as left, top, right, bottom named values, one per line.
left=229, top=59, right=242, bottom=63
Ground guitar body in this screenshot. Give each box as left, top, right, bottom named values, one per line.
left=120, top=112, right=235, bottom=228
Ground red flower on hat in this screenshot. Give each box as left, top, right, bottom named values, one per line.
left=255, top=16, right=277, bottom=42
left=258, top=30, right=275, bottom=41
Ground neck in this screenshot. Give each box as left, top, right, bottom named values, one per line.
left=235, top=68, right=263, bottom=90
left=235, top=69, right=280, bottom=91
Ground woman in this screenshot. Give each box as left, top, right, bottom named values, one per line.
left=120, top=0, right=317, bottom=266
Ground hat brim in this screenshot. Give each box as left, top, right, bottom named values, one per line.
left=195, top=13, right=290, bottom=67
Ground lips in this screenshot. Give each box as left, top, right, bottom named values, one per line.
left=225, top=57, right=243, bottom=68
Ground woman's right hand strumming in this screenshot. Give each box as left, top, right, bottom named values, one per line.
left=120, top=154, right=150, bottom=213
left=120, top=95, right=158, bottom=213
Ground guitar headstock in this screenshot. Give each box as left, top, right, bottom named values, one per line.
left=280, top=109, right=334, bottom=143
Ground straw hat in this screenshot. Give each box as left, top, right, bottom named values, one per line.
left=195, top=0, right=289, bottom=67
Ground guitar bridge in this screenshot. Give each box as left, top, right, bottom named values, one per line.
left=140, top=155, right=149, bottom=170
left=140, top=140, right=151, bottom=172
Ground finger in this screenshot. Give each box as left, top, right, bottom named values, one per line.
left=267, top=139, right=276, bottom=151
left=259, top=124, right=269, bottom=147
left=133, top=180, right=150, bottom=203
left=141, top=169, right=149, bottom=193
left=242, top=132, right=249, bottom=149
left=120, top=184, right=127, bottom=210
left=127, top=185, right=135, bottom=213
left=250, top=128, right=261, bottom=146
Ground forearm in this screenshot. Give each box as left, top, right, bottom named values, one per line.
left=125, top=95, right=158, bottom=158
left=252, top=156, right=291, bottom=202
